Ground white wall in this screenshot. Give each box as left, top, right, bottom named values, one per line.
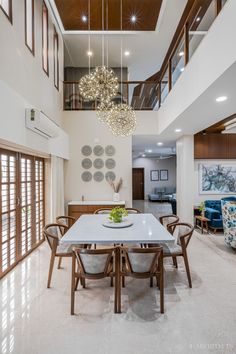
left=0, top=0, right=67, bottom=157
left=194, top=159, right=236, bottom=205
left=132, top=156, right=176, bottom=199
left=176, top=136, right=194, bottom=223
left=63, top=111, right=133, bottom=206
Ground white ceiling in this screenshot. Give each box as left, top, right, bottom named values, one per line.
left=49, top=0, right=188, bottom=81
left=132, top=135, right=176, bottom=158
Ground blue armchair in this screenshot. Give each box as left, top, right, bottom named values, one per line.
left=204, top=200, right=223, bottom=232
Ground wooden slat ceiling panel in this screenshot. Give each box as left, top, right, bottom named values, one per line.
left=54, top=0, right=163, bottom=31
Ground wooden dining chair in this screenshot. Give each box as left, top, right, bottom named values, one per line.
left=43, top=223, right=84, bottom=288
left=55, top=215, right=76, bottom=268
left=120, top=246, right=164, bottom=314
left=159, top=214, right=180, bottom=231
left=94, top=208, right=112, bottom=214
left=71, top=247, right=118, bottom=315
left=126, top=208, right=141, bottom=214
left=164, top=223, right=194, bottom=288
left=56, top=215, right=76, bottom=228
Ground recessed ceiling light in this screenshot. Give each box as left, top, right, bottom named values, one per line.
left=142, top=154, right=146, bottom=157
left=178, top=51, right=184, bottom=57
left=196, top=16, right=201, bottom=22
left=82, top=15, right=87, bottom=22
left=131, top=15, right=137, bottom=23
left=175, top=128, right=182, bottom=133
left=216, top=96, right=228, bottom=102
left=124, top=51, right=130, bottom=56
left=87, top=50, right=93, bottom=57
left=147, top=149, right=152, bottom=153
left=180, top=67, right=185, bottom=72
left=157, top=142, right=163, bottom=146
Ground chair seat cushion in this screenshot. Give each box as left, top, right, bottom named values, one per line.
left=162, top=242, right=182, bottom=255
left=57, top=243, right=83, bottom=254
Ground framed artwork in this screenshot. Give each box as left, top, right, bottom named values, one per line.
left=160, top=170, right=168, bottom=181
left=199, top=164, right=236, bottom=194
left=150, top=170, right=159, bottom=181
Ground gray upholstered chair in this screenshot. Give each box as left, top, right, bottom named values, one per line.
left=159, top=214, right=179, bottom=230
left=164, top=223, right=194, bottom=288
left=120, top=246, right=164, bottom=313
left=44, top=223, right=84, bottom=288
left=71, top=247, right=118, bottom=314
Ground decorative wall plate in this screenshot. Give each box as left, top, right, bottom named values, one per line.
left=82, top=158, right=92, bottom=169
left=93, top=171, right=104, bottom=182
left=81, top=145, right=92, bottom=156
left=105, top=158, right=116, bottom=169
left=93, top=145, right=104, bottom=156
left=105, top=145, right=116, bottom=156
left=93, top=158, right=104, bottom=169
left=105, top=171, right=116, bottom=181
left=81, top=171, right=92, bottom=182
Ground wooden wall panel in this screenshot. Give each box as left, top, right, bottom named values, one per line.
left=194, top=134, right=236, bottom=159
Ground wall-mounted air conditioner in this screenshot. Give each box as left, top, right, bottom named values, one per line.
left=25, top=109, right=59, bottom=139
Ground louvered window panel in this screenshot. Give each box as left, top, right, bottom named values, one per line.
left=0, top=149, right=45, bottom=278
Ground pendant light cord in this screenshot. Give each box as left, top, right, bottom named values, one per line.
left=120, top=0, right=123, bottom=103
left=102, top=0, right=104, bottom=67
left=88, top=0, right=91, bottom=74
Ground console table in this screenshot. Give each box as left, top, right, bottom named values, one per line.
left=68, top=200, right=126, bottom=219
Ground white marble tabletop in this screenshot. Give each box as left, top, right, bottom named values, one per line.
left=61, top=213, right=174, bottom=245
left=68, top=200, right=126, bottom=205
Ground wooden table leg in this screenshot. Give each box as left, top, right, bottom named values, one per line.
left=115, top=247, right=121, bottom=314
left=201, top=220, right=204, bottom=234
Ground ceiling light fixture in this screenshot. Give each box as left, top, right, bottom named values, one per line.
left=87, top=50, right=93, bottom=56
left=131, top=15, right=137, bottom=23
left=142, top=154, right=146, bottom=157
left=82, top=15, right=87, bottom=22
left=180, top=67, right=185, bottom=72
left=216, top=96, right=228, bottom=102
left=178, top=51, right=184, bottom=57
left=124, top=51, right=130, bottom=56
left=196, top=16, right=201, bottom=22
left=157, top=142, right=163, bottom=146
left=147, top=149, right=152, bottom=153
left=175, top=128, right=182, bottom=133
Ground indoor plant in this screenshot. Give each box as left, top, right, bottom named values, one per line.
left=109, top=207, right=128, bottom=223
left=107, top=177, right=123, bottom=202
left=199, top=201, right=205, bottom=217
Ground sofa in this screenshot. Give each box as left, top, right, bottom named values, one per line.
left=148, top=187, right=176, bottom=202
left=204, top=197, right=236, bottom=232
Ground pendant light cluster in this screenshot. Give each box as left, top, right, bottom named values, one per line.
left=78, top=0, right=136, bottom=137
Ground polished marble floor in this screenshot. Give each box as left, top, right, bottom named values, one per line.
left=1, top=201, right=236, bottom=354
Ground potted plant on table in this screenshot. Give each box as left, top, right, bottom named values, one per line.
left=109, top=207, right=128, bottom=223
left=199, top=202, right=205, bottom=217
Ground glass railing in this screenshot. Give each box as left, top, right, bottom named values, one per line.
left=63, top=81, right=159, bottom=111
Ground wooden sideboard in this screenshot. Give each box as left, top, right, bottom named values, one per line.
left=68, top=201, right=126, bottom=219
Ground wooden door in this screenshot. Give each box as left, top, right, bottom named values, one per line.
left=132, top=168, right=144, bottom=200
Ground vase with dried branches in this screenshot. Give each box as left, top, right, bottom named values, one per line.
left=107, top=178, right=123, bottom=202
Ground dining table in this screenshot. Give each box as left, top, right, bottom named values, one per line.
left=60, top=213, right=175, bottom=313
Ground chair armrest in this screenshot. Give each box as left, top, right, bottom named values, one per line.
left=205, top=207, right=221, bottom=220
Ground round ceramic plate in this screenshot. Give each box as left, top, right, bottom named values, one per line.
left=105, top=171, right=116, bottom=181
left=105, top=158, right=116, bottom=169
left=81, top=145, right=92, bottom=156
left=102, top=220, right=133, bottom=228
left=93, top=145, right=104, bottom=156
left=105, top=145, right=116, bottom=156
left=82, top=158, right=92, bottom=169
left=93, top=171, right=104, bottom=182
left=93, top=158, right=104, bottom=169
left=81, top=171, right=92, bottom=182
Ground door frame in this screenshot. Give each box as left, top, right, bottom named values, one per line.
left=132, top=167, right=145, bottom=200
